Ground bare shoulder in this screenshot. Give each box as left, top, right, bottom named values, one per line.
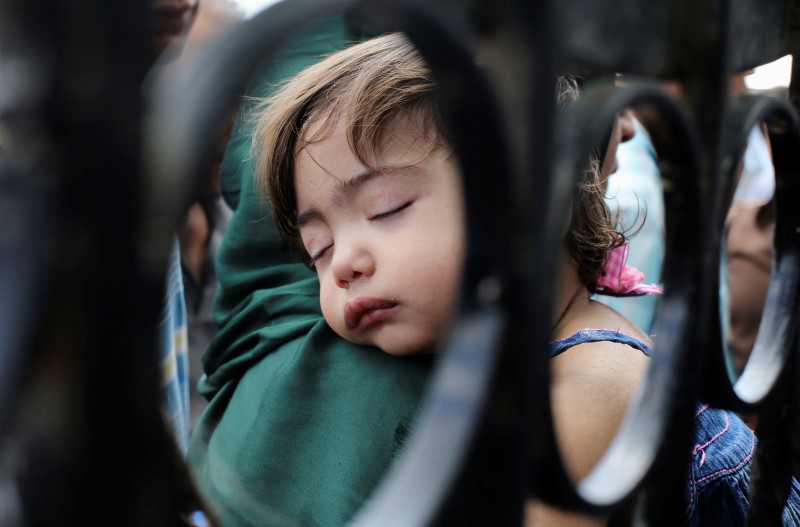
left=550, top=340, right=649, bottom=478
left=549, top=300, right=651, bottom=481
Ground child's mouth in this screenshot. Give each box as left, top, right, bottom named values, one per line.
left=344, top=297, right=399, bottom=331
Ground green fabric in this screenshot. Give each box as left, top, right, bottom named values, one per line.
left=186, top=13, right=433, bottom=527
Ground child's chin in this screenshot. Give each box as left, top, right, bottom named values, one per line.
left=379, top=340, right=440, bottom=357
left=330, top=324, right=440, bottom=356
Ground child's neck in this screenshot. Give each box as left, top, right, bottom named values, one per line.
left=551, top=258, right=587, bottom=336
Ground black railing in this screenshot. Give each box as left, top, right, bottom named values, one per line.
left=0, top=0, right=799, bottom=525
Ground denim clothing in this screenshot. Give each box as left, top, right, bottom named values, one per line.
left=689, top=406, right=800, bottom=526
left=688, top=404, right=752, bottom=526
left=550, top=328, right=800, bottom=526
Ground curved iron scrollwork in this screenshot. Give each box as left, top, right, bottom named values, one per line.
left=535, top=84, right=703, bottom=519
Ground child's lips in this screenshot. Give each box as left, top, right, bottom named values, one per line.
left=344, top=297, right=399, bottom=331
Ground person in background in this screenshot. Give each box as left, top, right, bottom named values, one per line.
left=148, top=0, right=200, bottom=65
left=145, top=0, right=200, bottom=453
left=156, top=0, right=243, bottom=433
left=597, top=111, right=665, bottom=335
left=723, top=124, right=774, bottom=377
left=722, top=94, right=775, bottom=377
left=721, top=72, right=777, bottom=432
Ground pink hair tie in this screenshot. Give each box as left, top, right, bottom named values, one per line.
left=595, top=242, right=663, bottom=297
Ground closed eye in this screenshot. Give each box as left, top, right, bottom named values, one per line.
left=308, top=244, right=333, bottom=269
left=369, top=201, right=413, bottom=222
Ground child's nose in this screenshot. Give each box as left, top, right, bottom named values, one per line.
left=332, top=246, right=375, bottom=289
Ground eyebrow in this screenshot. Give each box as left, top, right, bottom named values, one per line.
left=335, top=169, right=381, bottom=202
left=295, top=165, right=423, bottom=229
left=295, top=208, right=326, bottom=229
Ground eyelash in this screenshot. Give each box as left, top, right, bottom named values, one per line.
left=368, top=201, right=412, bottom=221
left=306, top=201, right=413, bottom=269
left=308, top=245, right=332, bottom=269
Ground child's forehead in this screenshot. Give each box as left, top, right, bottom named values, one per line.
left=296, top=129, right=438, bottom=180
left=295, top=127, right=361, bottom=182
left=299, top=108, right=339, bottom=145
left=298, top=108, right=442, bottom=159
left=300, top=104, right=430, bottom=136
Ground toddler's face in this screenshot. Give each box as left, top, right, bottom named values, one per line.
left=294, top=117, right=465, bottom=355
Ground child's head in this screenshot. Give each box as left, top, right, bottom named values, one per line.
left=255, top=34, right=632, bottom=355
left=255, top=33, right=464, bottom=356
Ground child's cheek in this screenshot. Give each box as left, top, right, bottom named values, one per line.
left=318, top=286, right=338, bottom=329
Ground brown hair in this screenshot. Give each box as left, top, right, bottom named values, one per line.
left=254, top=35, right=623, bottom=287
left=569, top=156, right=627, bottom=289
left=253, top=32, right=447, bottom=262
left=557, top=75, right=627, bottom=289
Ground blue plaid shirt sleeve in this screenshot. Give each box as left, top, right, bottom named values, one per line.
left=157, top=237, right=190, bottom=454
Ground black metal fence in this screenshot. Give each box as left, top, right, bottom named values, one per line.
left=1, top=0, right=799, bottom=525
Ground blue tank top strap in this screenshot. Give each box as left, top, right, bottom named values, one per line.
left=549, top=328, right=652, bottom=359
